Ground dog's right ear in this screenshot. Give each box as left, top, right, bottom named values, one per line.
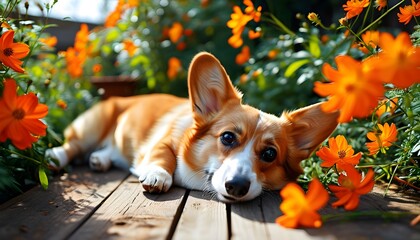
left=188, top=52, right=242, bottom=125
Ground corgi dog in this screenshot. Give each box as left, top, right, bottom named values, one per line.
left=47, top=52, right=338, bottom=202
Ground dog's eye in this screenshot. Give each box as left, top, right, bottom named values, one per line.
left=260, top=147, right=277, bottom=162
left=220, top=131, right=237, bottom=147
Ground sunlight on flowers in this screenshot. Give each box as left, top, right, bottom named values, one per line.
left=276, top=179, right=328, bottom=228
left=329, top=168, right=375, bottom=211
left=0, top=79, right=48, bottom=150
left=0, top=30, right=30, bottom=73
left=316, top=135, right=362, bottom=171
left=366, top=123, right=398, bottom=155
left=313, top=55, right=385, bottom=123
left=397, top=0, right=420, bottom=25
left=343, top=0, right=370, bottom=19
left=374, top=32, right=420, bottom=88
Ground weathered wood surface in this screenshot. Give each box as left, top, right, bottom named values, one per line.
left=0, top=166, right=419, bottom=240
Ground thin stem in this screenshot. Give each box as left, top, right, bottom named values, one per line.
left=357, top=0, right=405, bottom=36
left=1, top=147, right=41, bottom=165
left=322, top=210, right=414, bottom=222
left=263, top=13, right=295, bottom=37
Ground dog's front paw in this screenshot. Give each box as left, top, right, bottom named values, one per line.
left=138, top=165, right=173, bottom=193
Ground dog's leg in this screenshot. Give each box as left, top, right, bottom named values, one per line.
left=46, top=99, right=124, bottom=169
left=89, top=146, right=113, bottom=172
left=132, top=137, right=177, bottom=193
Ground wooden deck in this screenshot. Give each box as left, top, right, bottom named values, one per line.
left=0, top=166, right=419, bottom=240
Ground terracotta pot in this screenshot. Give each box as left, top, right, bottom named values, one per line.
left=90, top=75, right=137, bottom=100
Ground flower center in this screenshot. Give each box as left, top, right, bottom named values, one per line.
left=3, top=48, right=13, bottom=57
left=338, top=150, right=346, bottom=159
left=12, top=108, right=25, bottom=120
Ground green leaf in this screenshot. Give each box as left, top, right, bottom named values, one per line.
left=284, top=59, right=310, bottom=77
left=309, top=35, right=321, bottom=58
left=38, top=167, right=48, bottom=190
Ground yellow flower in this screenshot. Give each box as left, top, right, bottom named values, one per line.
left=307, top=12, right=319, bottom=23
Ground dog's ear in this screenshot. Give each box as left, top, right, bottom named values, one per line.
left=188, top=52, right=242, bottom=125
left=280, top=103, right=339, bottom=178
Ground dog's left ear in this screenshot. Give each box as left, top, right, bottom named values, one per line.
left=280, top=103, right=339, bottom=177
left=188, top=52, right=242, bottom=125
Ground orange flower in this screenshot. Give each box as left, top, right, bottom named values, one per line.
left=359, top=30, right=379, bottom=54
left=74, top=24, right=89, bottom=52
left=127, top=0, right=139, bottom=8
left=0, top=30, right=30, bottom=73
left=267, top=49, right=279, bottom=59
left=105, top=0, right=126, bottom=28
left=92, top=63, right=102, bottom=74
left=122, top=39, right=137, bottom=56
left=343, top=0, right=370, bottom=19
left=366, top=123, right=398, bottom=155
left=39, top=36, right=58, bottom=47
left=235, top=45, right=250, bottom=65
left=56, top=99, right=68, bottom=110
left=169, top=22, right=184, bottom=43
left=375, top=97, right=398, bottom=118
left=227, top=5, right=253, bottom=48
left=243, top=0, right=262, bottom=22
left=167, top=57, right=182, bottom=80
left=314, top=55, right=385, bottom=123
left=397, top=0, right=420, bottom=25
left=374, top=32, right=420, bottom=88
left=228, top=32, right=244, bottom=49
left=276, top=179, right=328, bottom=228
left=248, top=29, right=261, bottom=39
left=0, top=79, right=48, bottom=150
left=65, top=47, right=86, bottom=78
left=329, top=168, right=374, bottom=211
left=316, top=135, right=362, bottom=171
left=375, top=0, right=387, bottom=11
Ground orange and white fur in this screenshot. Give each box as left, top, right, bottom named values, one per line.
left=47, top=52, right=338, bottom=202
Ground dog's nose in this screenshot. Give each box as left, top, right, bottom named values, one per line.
left=225, top=176, right=251, bottom=198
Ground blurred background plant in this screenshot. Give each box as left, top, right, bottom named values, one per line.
left=0, top=0, right=419, bottom=203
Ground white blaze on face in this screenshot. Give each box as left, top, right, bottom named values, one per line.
left=211, top=112, right=270, bottom=202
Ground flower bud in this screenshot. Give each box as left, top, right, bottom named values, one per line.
left=339, top=17, right=348, bottom=26
left=307, top=12, right=319, bottom=22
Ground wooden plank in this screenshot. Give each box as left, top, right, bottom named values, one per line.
left=70, top=175, right=187, bottom=239
left=172, top=190, right=228, bottom=240
left=0, top=167, right=128, bottom=240
left=230, top=194, right=270, bottom=240
left=261, top=186, right=420, bottom=240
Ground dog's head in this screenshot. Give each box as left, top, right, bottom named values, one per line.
left=182, top=52, right=338, bottom=202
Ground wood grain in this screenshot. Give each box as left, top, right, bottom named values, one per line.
left=70, top=175, right=187, bottom=239
left=0, top=167, right=128, bottom=240
left=172, top=190, right=228, bottom=240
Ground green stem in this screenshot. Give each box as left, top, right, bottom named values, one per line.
left=322, top=210, right=414, bottom=222
left=356, top=0, right=405, bottom=36
left=1, top=147, right=41, bottom=165
left=263, top=13, right=295, bottom=37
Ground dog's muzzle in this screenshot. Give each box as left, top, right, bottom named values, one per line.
left=224, top=175, right=251, bottom=198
